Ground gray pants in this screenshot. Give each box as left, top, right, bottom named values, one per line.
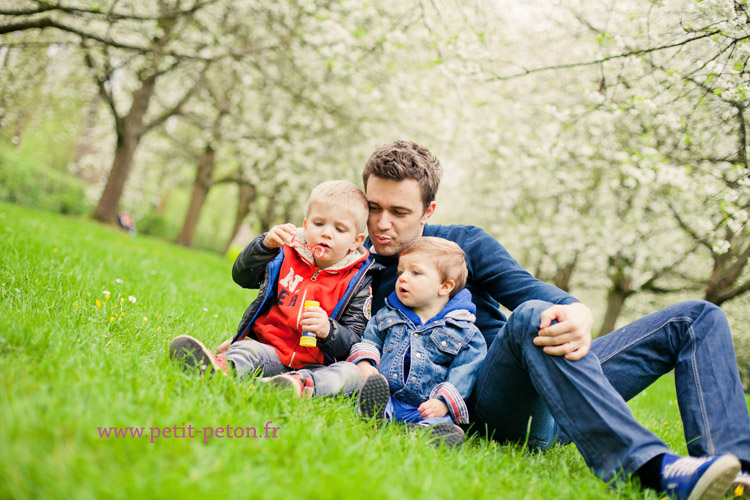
left=227, top=339, right=361, bottom=397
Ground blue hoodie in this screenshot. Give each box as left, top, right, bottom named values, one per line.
left=348, top=288, right=487, bottom=425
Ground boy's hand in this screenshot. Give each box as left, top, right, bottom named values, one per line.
left=300, top=306, right=330, bottom=339
left=418, top=399, right=449, bottom=419
left=216, top=338, right=232, bottom=355
left=263, top=223, right=297, bottom=249
left=357, top=361, right=379, bottom=381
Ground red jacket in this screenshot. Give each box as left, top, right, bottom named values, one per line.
left=250, top=234, right=370, bottom=369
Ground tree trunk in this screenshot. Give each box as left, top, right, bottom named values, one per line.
left=92, top=73, right=156, bottom=222
left=598, top=253, right=634, bottom=336
left=176, top=143, right=216, bottom=247
left=224, top=182, right=256, bottom=254
left=554, top=254, right=578, bottom=292
left=598, top=286, right=632, bottom=337
left=93, top=131, right=142, bottom=221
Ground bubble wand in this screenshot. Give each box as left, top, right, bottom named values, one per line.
left=288, top=234, right=326, bottom=259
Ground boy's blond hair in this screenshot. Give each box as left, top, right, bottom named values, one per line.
left=305, top=180, right=368, bottom=233
left=400, top=237, right=468, bottom=298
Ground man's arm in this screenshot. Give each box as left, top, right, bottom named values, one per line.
left=427, top=225, right=593, bottom=358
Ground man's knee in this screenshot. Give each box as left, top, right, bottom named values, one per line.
left=679, top=299, right=730, bottom=341
left=505, top=300, right=555, bottom=347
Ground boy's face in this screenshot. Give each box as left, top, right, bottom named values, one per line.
left=304, top=201, right=366, bottom=268
left=365, top=176, right=435, bottom=257
left=395, top=252, right=453, bottom=312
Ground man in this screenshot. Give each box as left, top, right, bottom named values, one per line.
left=362, top=140, right=750, bottom=500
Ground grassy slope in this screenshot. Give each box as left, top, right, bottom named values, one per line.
left=1, top=202, right=736, bottom=500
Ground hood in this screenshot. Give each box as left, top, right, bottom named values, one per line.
left=386, top=288, right=476, bottom=327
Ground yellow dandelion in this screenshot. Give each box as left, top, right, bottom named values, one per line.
left=143, top=317, right=148, bottom=322
left=120, top=297, right=125, bottom=303
left=95, top=299, right=102, bottom=308
left=663, top=421, right=669, bottom=426
left=109, top=317, right=115, bottom=322
left=120, top=312, right=125, bottom=317
left=74, top=302, right=79, bottom=309
left=156, top=326, right=161, bottom=330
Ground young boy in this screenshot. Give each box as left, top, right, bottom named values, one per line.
left=169, top=180, right=373, bottom=398
left=347, top=237, right=487, bottom=447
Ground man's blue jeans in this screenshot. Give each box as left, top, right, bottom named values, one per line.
left=468, top=299, right=750, bottom=482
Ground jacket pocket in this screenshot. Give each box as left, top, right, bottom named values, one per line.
left=428, top=328, right=463, bottom=364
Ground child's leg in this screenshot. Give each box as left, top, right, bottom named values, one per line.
left=295, top=361, right=362, bottom=397
left=226, top=339, right=287, bottom=379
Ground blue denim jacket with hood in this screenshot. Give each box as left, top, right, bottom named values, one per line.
left=348, top=288, right=487, bottom=424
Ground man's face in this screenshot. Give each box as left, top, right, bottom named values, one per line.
left=365, top=176, right=435, bottom=257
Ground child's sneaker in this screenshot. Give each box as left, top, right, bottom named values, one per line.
left=733, top=471, right=750, bottom=498
left=169, top=335, right=227, bottom=375
left=358, top=373, right=389, bottom=420
left=424, top=422, right=465, bottom=449
left=259, top=373, right=314, bottom=398
left=660, top=453, right=740, bottom=500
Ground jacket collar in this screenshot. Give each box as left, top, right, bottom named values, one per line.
left=384, top=288, right=476, bottom=327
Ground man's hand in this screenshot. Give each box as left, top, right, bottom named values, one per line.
left=357, top=361, right=379, bottom=381
left=533, top=302, right=594, bottom=361
left=418, top=398, right=449, bottom=419
left=216, top=338, right=232, bottom=355
left=262, top=223, right=297, bottom=249
left=300, top=306, right=330, bottom=339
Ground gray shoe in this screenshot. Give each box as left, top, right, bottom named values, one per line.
left=169, top=335, right=220, bottom=375
left=424, top=422, right=465, bottom=449
left=358, top=373, right=390, bottom=420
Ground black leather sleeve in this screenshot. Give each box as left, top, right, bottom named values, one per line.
left=231, top=234, right=279, bottom=289
left=318, top=272, right=373, bottom=360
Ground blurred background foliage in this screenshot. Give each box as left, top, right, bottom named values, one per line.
left=1, top=0, right=750, bottom=387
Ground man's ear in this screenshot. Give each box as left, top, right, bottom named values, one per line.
left=350, top=233, right=366, bottom=251
left=438, top=279, right=455, bottom=297
left=421, top=201, right=436, bottom=225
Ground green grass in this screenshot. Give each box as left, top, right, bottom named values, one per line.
left=0, top=201, right=741, bottom=500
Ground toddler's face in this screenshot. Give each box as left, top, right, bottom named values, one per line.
left=395, top=252, right=445, bottom=312
left=304, top=201, right=365, bottom=268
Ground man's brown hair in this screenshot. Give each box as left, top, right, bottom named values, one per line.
left=400, top=236, right=468, bottom=298
left=362, top=141, right=442, bottom=211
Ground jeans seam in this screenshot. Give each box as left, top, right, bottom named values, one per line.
left=688, top=322, right=714, bottom=454
left=597, top=314, right=715, bottom=456
left=597, top=316, right=692, bottom=364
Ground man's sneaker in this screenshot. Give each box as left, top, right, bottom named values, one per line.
left=424, top=422, right=465, bottom=449
left=358, top=373, right=390, bottom=420
left=169, top=335, right=227, bottom=375
left=259, top=373, right=314, bottom=398
left=660, top=453, right=740, bottom=500
left=733, top=471, right=750, bottom=498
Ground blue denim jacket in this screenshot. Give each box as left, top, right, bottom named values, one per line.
left=349, top=288, right=487, bottom=424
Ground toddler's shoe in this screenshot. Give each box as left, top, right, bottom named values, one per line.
left=733, top=471, right=750, bottom=498
left=358, top=373, right=389, bottom=420
left=169, top=335, right=228, bottom=375
left=259, top=373, right=314, bottom=398
left=424, top=422, right=465, bottom=449
left=660, top=453, right=740, bottom=500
